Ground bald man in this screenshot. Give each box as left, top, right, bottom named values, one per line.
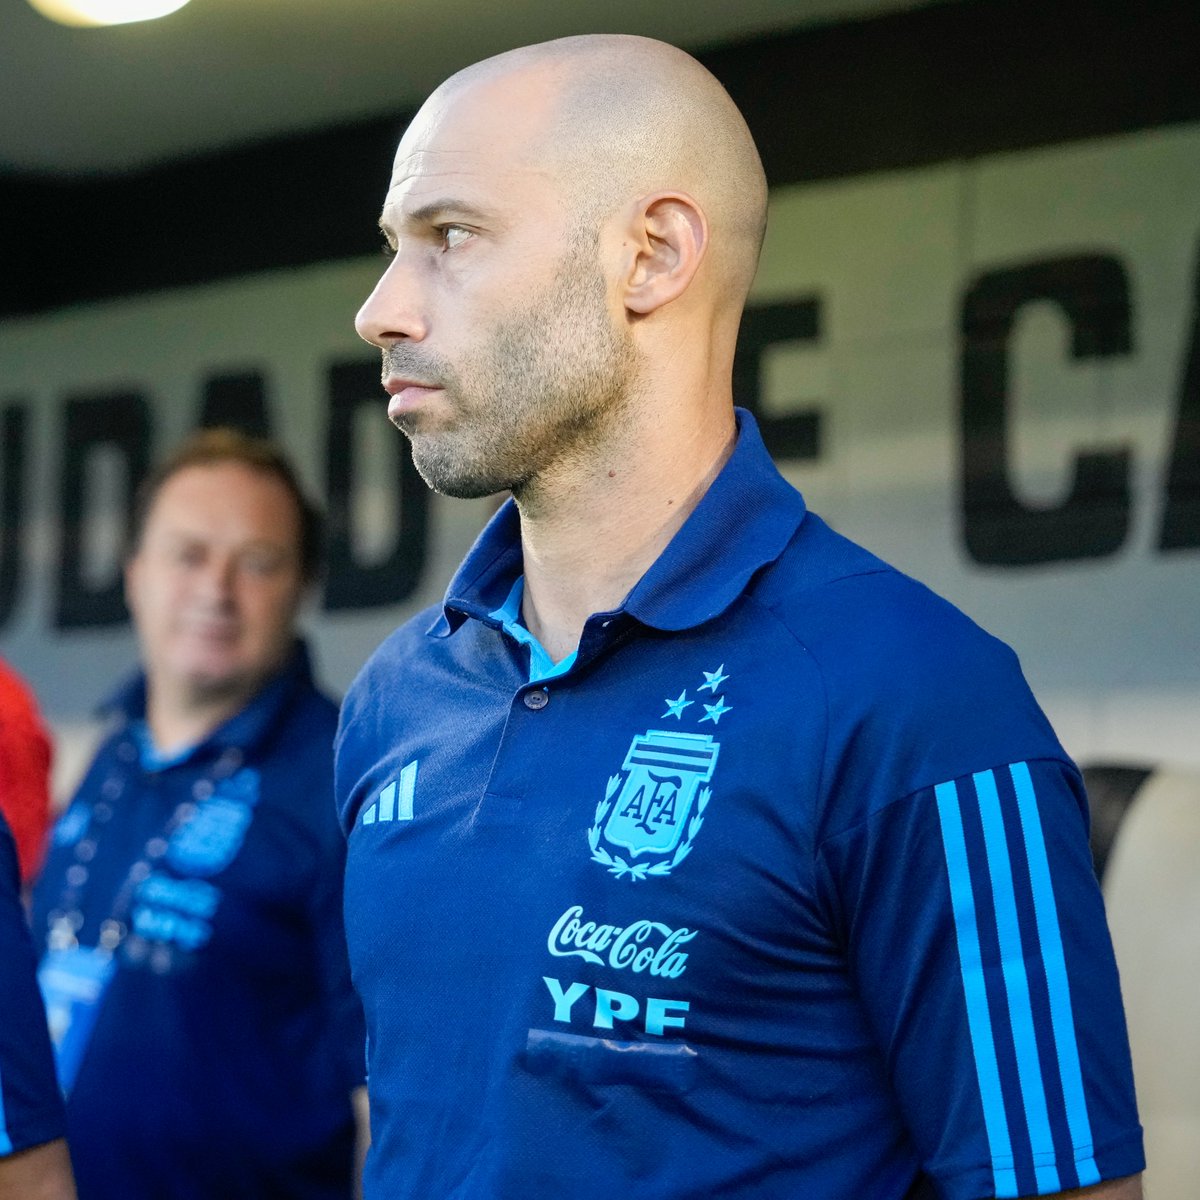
left=338, top=36, right=1145, bottom=1200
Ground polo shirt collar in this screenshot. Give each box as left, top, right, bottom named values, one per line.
left=434, top=408, right=807, bottom=637
left=432, top=503, right=523, bottom=636
left=623, top=410, right=806, bottom=630
left=103, top=640, right=316, bottom=767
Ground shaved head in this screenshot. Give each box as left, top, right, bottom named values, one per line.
left=429, top=35, right=768, bottom=309
left=357, top=34, right=767, bottom=502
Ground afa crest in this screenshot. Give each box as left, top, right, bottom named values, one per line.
left=166, top=768, right=260, bottom=877
left=589, top=730, right=719, bottom=881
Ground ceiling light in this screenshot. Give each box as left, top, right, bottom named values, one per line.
left=26, top=0, right=191, bottom=26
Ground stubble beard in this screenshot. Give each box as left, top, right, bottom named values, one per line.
left=385, top=239, right=640, bottom=501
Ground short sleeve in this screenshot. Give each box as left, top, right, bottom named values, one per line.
left=0, top=813, right=66, bottom=1156
left=817, top=757, right=1145, bottom=1199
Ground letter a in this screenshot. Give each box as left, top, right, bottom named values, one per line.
left=620, top=782, right=648, bottom=821
left=653, top=786, right=678, bottom=827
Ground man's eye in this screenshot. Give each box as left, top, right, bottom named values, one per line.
left=242, top=553, right=285, bottom=577
left=381, top=239, right=397, bottom=259
left=440, top=225, right=472, bottom=251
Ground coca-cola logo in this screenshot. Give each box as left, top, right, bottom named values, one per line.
left=547, top=904, right=697, bottom=979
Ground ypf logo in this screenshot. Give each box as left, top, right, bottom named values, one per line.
left=588, top=730, right=719, bottom=881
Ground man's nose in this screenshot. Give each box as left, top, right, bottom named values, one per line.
left=197, top=554, right=238, bottom=602
left=355, top=256, right=428, bottom=348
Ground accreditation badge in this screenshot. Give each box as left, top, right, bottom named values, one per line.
left=37, top=945, right=117, bottom=1096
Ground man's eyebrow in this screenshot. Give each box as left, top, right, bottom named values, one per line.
left=380, top=198, right=491, bottom=233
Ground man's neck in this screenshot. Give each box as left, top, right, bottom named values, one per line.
left=516, top=395, right=736, bottom=663
left=144, top=686, right=253, bottom=758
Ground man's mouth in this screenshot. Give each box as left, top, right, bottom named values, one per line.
left=384, top=378, right=442, bottom=420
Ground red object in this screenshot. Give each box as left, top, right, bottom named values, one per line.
left=0, top=658, right=54, bottom=883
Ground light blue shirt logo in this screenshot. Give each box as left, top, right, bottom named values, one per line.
left=166, top=767, right=260, bottom=877
left=590, top=730, right=719, bottom=881
left=362, top=760, right=418, bottom=825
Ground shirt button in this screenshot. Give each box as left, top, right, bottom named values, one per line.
left=523, top=689, right=549, bottom=711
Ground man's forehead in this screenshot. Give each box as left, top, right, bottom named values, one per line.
left=147, top=465, right=295, bottom=527
left=387, top=146, right=529, bottom=194
left=383, top=143, right=557, bottom=223
left=386, top=69, right=559, bottom=196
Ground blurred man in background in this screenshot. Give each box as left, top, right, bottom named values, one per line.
left=338, top=34, right=1144, bottom=1200
left=32, top=429, right=364, bottom=1199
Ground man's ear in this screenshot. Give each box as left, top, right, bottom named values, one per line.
left=622, top=192, right=708, bottom=316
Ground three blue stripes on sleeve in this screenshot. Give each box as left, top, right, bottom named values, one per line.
left=934, top=762, right=1101, bottom=1199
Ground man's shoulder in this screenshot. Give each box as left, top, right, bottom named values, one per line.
left=757, top=511, right=1007, bottom=667
left=236, top=676, right=343, bottom=849
left=754, top=513, right=1064, bottom=793
left=279, top=674, right=340, bottom=736
left=758, top=516, right=1060, bottom=739
left=342, top=603, right=444, bottom=705
left=264, top=686, right=339, bottom=785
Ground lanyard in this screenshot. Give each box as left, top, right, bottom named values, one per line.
left=44, top=739, right=247, bottom=964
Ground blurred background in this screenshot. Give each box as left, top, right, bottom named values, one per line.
left=1, top=0, right=1197, bottom=1191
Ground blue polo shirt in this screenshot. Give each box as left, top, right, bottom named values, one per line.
left=0, top=811, right=66, bottom=1159
left=336, top=411, right=1143, bottom=1199
left=32, top=643, right=364, bottom=1200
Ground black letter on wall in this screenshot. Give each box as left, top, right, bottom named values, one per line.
left=55, top=393, right=151, bottom=629
left=960, top=256, right=1132, bottom=566
left=323, top=361, right=429, bottom=611
left=198, top=371, right=272, bottom=437
left=1159, top=242, right=1200, bottom=551
left=0, top=403, right=28, bottom=629
left=733, top=299, right=823, bottom=461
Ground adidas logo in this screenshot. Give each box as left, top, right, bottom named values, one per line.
left=361, top=760, right=418, bottom=825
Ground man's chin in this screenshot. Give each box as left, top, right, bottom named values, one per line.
left=409, top=444, right=515, bottom=499
left=170, top=665, right=261, bottom=712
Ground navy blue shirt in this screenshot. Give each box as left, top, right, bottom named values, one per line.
left=337, top=412, right=1144, bottom=1199
left=0, top=810, right=65, bottom=1158
left=33, top=644, right=363, bottom=1200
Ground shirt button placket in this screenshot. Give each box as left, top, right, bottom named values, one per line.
left=522, top=688, right=549, bottom=711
